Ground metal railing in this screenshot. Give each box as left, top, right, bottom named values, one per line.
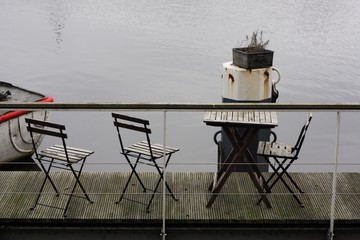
left=1, top=102, right=360, bottom=111
left=1, top=102, right=360, bottom=240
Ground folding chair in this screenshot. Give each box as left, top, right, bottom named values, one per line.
left=111, top=113, right=179, bottom=212
left=256, top=113, right=313, bottom=207
left=25, top=118, right=94, bottom=217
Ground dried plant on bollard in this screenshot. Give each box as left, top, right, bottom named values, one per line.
left=240, top=30, right=270, bottom=53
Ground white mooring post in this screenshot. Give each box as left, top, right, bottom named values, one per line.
left=221, top=62, right=281, bottom=172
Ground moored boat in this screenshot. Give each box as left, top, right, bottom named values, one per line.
left=0, top=81, right=53, bottom=163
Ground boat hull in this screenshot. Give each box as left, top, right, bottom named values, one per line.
left=0, top=110, right=50, bottom=163
left=1, top=81, right=53, bottom=163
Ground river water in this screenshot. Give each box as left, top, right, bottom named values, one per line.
left=1, top=0, right=360, bottom=172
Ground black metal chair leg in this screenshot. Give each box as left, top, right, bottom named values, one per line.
left=30, top=174, right=48, bottom=210
left=125, top=155, right=147, bottom=191
left=63, top=179, right=77, bottom=218
left=257, top=158, right=288, bottom=205
left=274, top=169, right=303, bottom=207
left=257, top=159, right=303, bottom=207
left=126, top=155, right=147, bottom=191
left=38, top=159, right=59, bottom=195
left=63, top=164, right=93, bottom=217
left=31, top=160, right=59, bottom=210
left=116, top=156, right=147, bottom=204
left=153, top=157, right=177, bottom=199
left=116, top=170, right=135, bottom=204
left=145, top=155, right=178, bottom=212
left=68, top=165, right=93, bottom=203
left=268, top=157, right=304, bottom=195
left=274, top=158, right=304, bottom=193
left=146, top=177, right=162, bottom=213
left=145, top=172, right=178, bottom=213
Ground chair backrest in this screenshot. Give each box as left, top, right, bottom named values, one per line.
left=25, top=118, right=68, bottom=160
left=111, top=113, right=152, bottom=154
left=292, top=113, right=313, bottom=157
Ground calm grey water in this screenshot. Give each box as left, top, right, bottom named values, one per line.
left=1, top=0, right=360, bottom=172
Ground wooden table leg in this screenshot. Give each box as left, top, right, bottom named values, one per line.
left=206, top=160, right=237, bottom=207
left=208, top=146, right=237, bottom=191
left=206, top=127, right=253, bottom=208
left=234, top=129, right=272, bottom=208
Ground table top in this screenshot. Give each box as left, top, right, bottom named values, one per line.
left=204, top=110, right=278, bottom=128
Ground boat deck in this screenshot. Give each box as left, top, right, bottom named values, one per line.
left=0, top=81, right=45, bottom=115
left=0, top=171, right=359, bottom=228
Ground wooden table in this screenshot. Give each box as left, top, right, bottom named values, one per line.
left=204, top=110, right=278, bottom=208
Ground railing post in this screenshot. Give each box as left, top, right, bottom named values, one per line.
left=161, top=110, right=167, bottom=240
left=328, top=111, right=341, bottom=240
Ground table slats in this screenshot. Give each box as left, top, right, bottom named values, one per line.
left=204, top=111, right=278, bottom=127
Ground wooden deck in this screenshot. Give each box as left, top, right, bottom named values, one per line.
left=0, top=171, right=360, bottom=228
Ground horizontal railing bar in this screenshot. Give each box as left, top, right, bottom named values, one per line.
left=2, top=162, right=360, bottom=166
left=2, top=191, right=360, bottom=196
left=1, top=102, right=360, bottom=111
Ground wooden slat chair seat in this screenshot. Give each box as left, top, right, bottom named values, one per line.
left=257, top=142, right=295, bottom=159
left=257, top=113, right=313, bottom=207
left=25, top=118, right=94, bottom=217
left=125, top=141, right=179, bottom=159
left=40, top=145, right=93, bottom=163
left=112, top=113, right=179, bottom=212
